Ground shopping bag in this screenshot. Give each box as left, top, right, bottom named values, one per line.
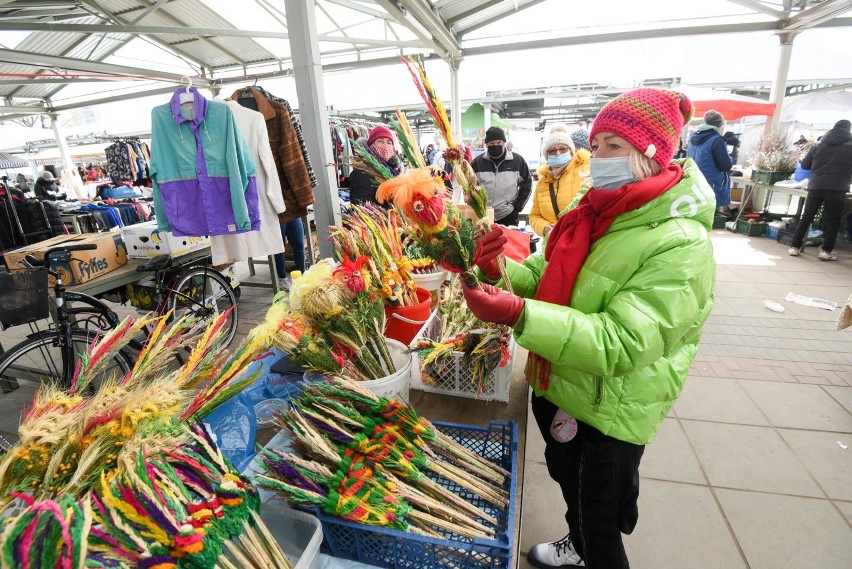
left=501, top=227, right=531, bottom=263
left=836, top=292, right=852, bottom=331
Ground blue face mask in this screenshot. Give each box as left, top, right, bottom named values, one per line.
left=589, top=156, right=635, bottom=190
left=546, top=152, right=572, bottom=168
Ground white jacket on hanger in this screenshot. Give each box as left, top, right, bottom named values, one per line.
left=210, top=101, right=287, bottom=265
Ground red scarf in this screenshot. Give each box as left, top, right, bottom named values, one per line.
left=526, top=164, right=682, bottom=391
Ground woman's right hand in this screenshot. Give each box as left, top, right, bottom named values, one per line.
left=474, top=224, right=507, bottom=281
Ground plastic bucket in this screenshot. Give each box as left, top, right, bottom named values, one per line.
left=413, top=271, right=447, bottom=308
left=384, top=287, right=432, bottom=345
left=359, top=338, right=413, bottom=402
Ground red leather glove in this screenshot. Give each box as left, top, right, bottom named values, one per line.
left=474, top=224, right=507, bottom=281
left=462, top=282, right=525, bottom=327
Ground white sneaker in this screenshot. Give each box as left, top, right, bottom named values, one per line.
left=787, top=247, right=800, bottom=257
left=528, top=535, right=585, bottom=568
left=278, top=277, right=292, bottom=291
left=818, top=249, right=837, bottom=261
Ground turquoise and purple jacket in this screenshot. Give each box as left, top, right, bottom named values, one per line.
left=150, top=88, right=260, bottom=237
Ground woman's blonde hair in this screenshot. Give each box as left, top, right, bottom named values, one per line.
left=629, top=148, right=662, bottom=180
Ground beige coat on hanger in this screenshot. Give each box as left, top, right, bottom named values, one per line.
left=209, top=101, right=287, bottom=265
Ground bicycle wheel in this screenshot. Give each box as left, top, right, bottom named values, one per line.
left=170, top=267, right=238, bottom=346
left=0, top=329, right=131, bottom=392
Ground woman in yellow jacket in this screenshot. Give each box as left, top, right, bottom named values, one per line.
left=528, top=125, right=591, bottom=236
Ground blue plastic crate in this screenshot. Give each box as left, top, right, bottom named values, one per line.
left=765, top=225, right=780, bottom=239
left=310, top=420, right=518, bottom=569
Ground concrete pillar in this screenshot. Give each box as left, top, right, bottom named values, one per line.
left=49, top=112, right=83, bottom=199
left=449, top=57, right=462, bottom=145
left=483, top=102, right=492, bottom=131
left=766, top=31, right=797, bottom=133
left=283, top=0, right=341, bottom=261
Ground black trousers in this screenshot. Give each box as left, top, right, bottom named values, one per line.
left=496, top=211, right=519, bottom=227
left=790, top=189, right=847, bottom=252
left=532, top=394, right=645, bottom=569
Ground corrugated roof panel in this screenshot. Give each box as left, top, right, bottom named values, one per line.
left=137, top=2, right=277, bottom=68
left=169, top=40, right=244, bottom=68
left=107, top=0, right=148, bottom=14
left=0, top=62, right=47, bottom=99
left=63, top=33, right=131, bottom=63
left=138, top=11, right=208, bottom=43
left=14, top=31, right=86, bottom=57
left=449, top=0, right=542, bottom=34
left=433, top=0, right=496, bottom=22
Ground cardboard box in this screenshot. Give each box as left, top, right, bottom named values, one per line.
left=121, top=221, right=210, bottom=259
left=3, top=233, right=128, bottom=286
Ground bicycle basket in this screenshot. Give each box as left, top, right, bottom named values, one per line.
left=0, top=269, right=49, bottom=329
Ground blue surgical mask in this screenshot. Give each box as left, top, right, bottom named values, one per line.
left=546, top=153, right=572, bottom=168
left=590, top=156, right=635, bottom=190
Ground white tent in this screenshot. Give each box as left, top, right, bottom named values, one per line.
left=780, top=91, right=852, bottom=129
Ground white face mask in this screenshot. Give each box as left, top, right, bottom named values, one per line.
left=589, top=156, right=635, bottom=190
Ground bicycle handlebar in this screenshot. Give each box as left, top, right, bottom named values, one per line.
left=21, top=244, right=98, bottom=274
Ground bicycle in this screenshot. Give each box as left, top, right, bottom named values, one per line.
left=0, top=244, right=132, bottom=392
left=122, top=252, right=239, bottom=347
left=0, top=248, right=240, bottom=393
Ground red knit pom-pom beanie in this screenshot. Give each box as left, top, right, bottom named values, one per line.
left=590, top=87, right=693, bottom=169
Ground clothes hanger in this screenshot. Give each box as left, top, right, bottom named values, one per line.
left=239, top=77, right=258, bottom=99
left=179, top=76, right=194, bottom=104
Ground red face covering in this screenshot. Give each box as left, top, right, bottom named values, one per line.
left=372, top=140, right=395, bottom=162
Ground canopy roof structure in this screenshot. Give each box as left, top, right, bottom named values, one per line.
left=0, top=0, right=851, bottom=123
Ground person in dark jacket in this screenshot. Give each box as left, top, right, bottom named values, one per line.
left=724, top=131, right=740, bottom=164
left=472, top=126, right=533, bottom=226
left=687, top=110, right=733, bottom=211
left=788, top=119, right=852, bottom=261
left=348, top=125, right=402, bottom=205
left=33, top=171, right=66, bottom=201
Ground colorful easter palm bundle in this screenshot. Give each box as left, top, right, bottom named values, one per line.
left=410, top=277, right=513, bottom=396
left=254, top=259, right=397, bottom=382
left=0, top=423, right=293, bottom=569
left=329, top=203, right=419, bottom=307
left=399, top=56, right=514, bottom=290
left=0, top=310, right=266, bottom=508
left=376, top=167, right=485, bottom=289
left=0, top=313, right=299, bottom=568
left=399, top=56, right=487, bottom=219
left=85, top=422, right=291, bottom=569
left=255, top=378, right=510, bottom=539
left=389, top=108, right=427, bottom=170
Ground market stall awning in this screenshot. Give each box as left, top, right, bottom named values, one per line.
left=0, top=151, right=29, bottom=169
left=675, top=83, right=777, bottom=120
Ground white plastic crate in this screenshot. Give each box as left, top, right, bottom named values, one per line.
left=410, top=309, right=515, bottom=402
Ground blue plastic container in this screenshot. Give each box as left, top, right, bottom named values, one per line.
left=309, top=420, right=518, bottom=569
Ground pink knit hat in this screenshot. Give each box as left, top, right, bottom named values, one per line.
left=590, top=88, right=693, bottom=169
left=367, top=125, right=394, bottom=146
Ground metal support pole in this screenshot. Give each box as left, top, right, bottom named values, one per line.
left=49, top=112, right=83, bottom=199
left=449, top=57, right=462, bottom=145
left=482, top=102, right=492, bottom=131
left=283, top=0, right=341, bottom=261
left=766, top=31, right=797, bottom=133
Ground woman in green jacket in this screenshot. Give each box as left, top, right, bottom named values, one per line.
left=463, top=88, right=716, bottom=569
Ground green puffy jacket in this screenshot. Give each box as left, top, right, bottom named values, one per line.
left=506, top=159, right=716, bottom=445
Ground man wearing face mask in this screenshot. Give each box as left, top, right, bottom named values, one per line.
left=472, top=126, right=533, bottom=226
left=687, top=110, right=733, bottom=213
left=528, top=124, right=591, bottom=236
left=459, top=88, right=716, bottom=569
left=348, top=125, right=403, bottom=205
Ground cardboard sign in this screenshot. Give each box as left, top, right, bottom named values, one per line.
left=121, top=221, right=210, bottom=259
left=4, top=233, right=128, bottom=286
